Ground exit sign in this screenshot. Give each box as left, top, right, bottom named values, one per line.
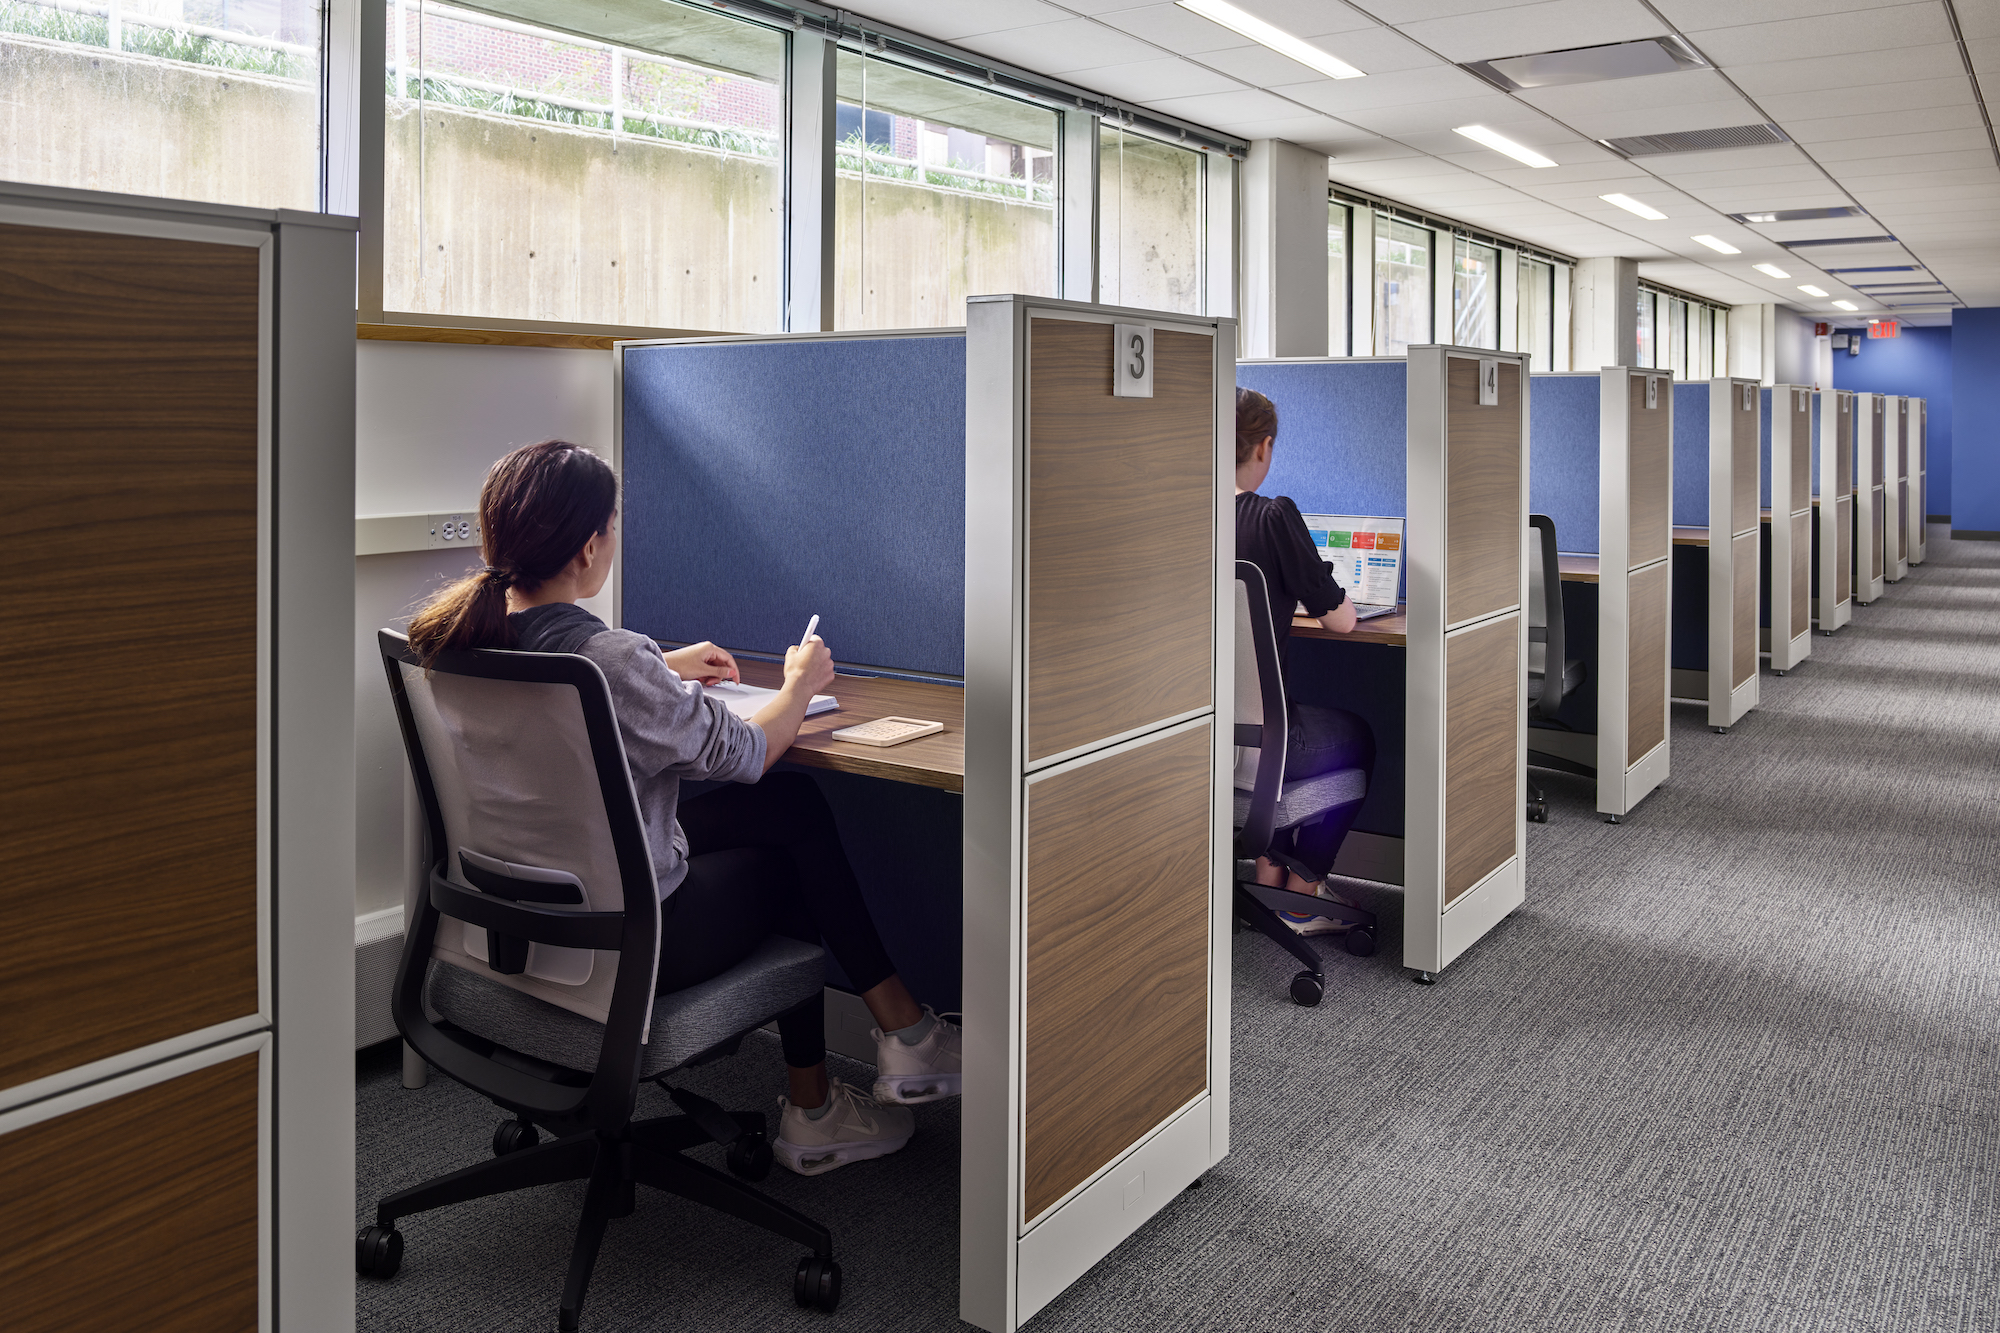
left=1868, top=320, right=1900, bottom=339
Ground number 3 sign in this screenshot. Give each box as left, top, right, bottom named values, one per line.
left=1112, top=323, right=1154, bottom=398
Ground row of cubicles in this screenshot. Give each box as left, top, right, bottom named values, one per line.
left=612, top=308, right=1924, bottom=1328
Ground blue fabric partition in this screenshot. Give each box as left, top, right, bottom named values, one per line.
left=1236, top=360, right=1406, bottom=517
left=1759, top=387, right=1774, bottom=509
left=621, top=335, right=966, bottom=677
left=1672, top=382, right=1709, bottom=526
left=1528, top=373, right=1600, bottom=554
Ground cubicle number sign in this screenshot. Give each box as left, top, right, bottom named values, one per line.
left=1741, top=384, right=1755, bottom=411
left=1113, top=323, right=1154, bottom=398
left=1478, top=358, right=1499, bottom=406
left=1645, top=375, right=1658, bottom=410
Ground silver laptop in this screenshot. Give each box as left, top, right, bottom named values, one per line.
left=1297, top=513, right=1404, bottom=621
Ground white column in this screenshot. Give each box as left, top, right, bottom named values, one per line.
left=1570, top=256, right=1637, bottom=370
left=1239, top=139, right=1329, bottom=358
left=787, top=33, right=836, bottom=332
left=1727, top=304, right=1766, bottom=381
left=1350, top=204, right=1375, bottom=355
left=1204, top=149, right=1237, bottom=318
left=1497, top=246, right=1519, bottom=353
left=1061, top=111, right=1099, bottom=303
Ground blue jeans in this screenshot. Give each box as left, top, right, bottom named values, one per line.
left=1268, top=704, right=1374, bottom=879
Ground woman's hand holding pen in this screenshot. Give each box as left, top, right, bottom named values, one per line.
left=665, top=641, right=739, bottom=685
left=783, top=635, right=836, bottom=698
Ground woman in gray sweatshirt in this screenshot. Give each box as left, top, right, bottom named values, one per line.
left=408, top=440, right=959, bottom=1177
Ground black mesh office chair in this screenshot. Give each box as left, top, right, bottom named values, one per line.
left=1525, top=514, right=1585, bottom=822
left=1232, top=561, right=1376, bottom=1007
left=357, top=631, right=842, bottom=1330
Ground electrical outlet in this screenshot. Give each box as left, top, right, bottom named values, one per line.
left=429, top=513, right=480, bottom=548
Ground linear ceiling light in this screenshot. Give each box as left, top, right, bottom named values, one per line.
left=1454, top=125, right=1556, bottom=168
left=1752, top=263, right=1790, bottom=279
left=1601, top=193, right=1666, bottom=219
left=1798, top=285, right=1828, bottom=297
left=1832, top=300, right=1858, bottom=311
left=1691, top=234, right=1740, bottom=254
left=1176, top=0, right=1364, bottom=79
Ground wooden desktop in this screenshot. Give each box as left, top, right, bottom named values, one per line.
left=736, top=658, right=964, bottom=792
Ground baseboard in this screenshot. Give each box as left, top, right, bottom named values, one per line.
left=1950, top=529, right=2000, bottom=542
left=355, top=907, right=404, bottom=1050
left=1331, top=830, right=1403, bottom=886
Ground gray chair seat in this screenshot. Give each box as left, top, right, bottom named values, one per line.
left=1233, top=766, right=1367, bottom=834
left=1528, top=658, right=1584, bottom=705
left=426, top=936, right=825, bottom=1079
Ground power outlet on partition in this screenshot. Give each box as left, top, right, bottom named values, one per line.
left=429, top=514, right=480, bottom=547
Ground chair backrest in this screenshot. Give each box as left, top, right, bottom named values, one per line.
left=380, top=630, right=662, bottom=1124
left=1233, top=561, right=1290, bottom=858
left=1526, top=514, right=1568, bottom=720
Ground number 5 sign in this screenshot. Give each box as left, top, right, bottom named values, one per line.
left=1112, top=323, right=1154, bottom=398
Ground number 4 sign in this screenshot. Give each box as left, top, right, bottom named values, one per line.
left=1113, top=323, right=1154, bottom=398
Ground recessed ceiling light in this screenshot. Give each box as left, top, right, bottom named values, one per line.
left=1753, top=263, right=1790, bottom=279
left=1465, top=37, right=1706, bottom=91
left=1798, top=285, right=1828, bottom=297
left=1601, top=193, right=1666, bottom=220
left=1176, top=0, right=1364, bottom=79
left=1832, top=300, right=1858, bottom=311
left=1691, top=234, right=1741, bottom=255
left=1729, top=206, right=1865, bottom=224
left=1454, top=125, right=1556, bottom=168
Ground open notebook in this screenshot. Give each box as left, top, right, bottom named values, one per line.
left=702, top=680, right=838, bottom=719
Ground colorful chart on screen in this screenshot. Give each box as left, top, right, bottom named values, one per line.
left=1299, top=513, right=1404, bottom=608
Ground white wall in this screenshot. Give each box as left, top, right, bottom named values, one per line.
left=353, top=340, right=616, bottom=919
left=1771, top=307, right=1817, bottom=387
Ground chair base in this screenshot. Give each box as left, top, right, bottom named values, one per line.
left=1233, top=879, right=1378, bottom=1007
left=361, top=1090, right=837, bottom=1328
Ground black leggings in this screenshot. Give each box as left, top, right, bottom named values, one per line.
left=659, top=771, right=897, bottom=1069
left=1266, top=704, right=1376, bottom=879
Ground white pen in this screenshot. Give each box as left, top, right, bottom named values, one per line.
left=799, top=614, right=819, bottom=647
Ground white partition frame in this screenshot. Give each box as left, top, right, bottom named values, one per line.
left=1404, top=345, right=1529, bottom=980
left=1707, top=378, right=1760, bottom=732
left=1910, top=399, right=1928, bottom=564
left=1595, top=367, right=1672, bottom=818
left=1884, top=396, right=1907, bottom=583
left=1855, top=393, right=1885, bottom=604
left=1767, top=385, right=1812, bottom=674
left=1813, top=390, right=1854, bottom=633
left=962, top=295, right=1236, bottom=1332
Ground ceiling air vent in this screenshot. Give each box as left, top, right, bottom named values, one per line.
left=1466, top=37, right=1705, bottom=91
left=1602, top=124, right=1789, bottom=156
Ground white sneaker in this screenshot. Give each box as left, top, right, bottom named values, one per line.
left=871, top=1007, right=963, bottom=1105
left=1277, top=882, right=1359, bottom=936
left=774, top=1080, right=915, bottom=1177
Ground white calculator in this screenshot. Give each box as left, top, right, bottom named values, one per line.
left=830, top=716, right=945, bottom=747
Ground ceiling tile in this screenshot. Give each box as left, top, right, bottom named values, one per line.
left=1724, top=46, right=1962, bottom=97
left=1785, top=105, right=1986, bottom=143
left=1820, top=148, right=2000, bottom=176
left=1958, top=4, right=2000, bottom=39
left=1755, top=76, right=1975, bottom=121
left=1226, top=113, right=1362, bottom=141
left=1290, top=24, right=1444, bottom=75
left=1197, top=43, right=1355, bottom=85
left=1062, top=56, right=1245, bottom=101
left=1090, top=3, right=1264, bottom=55
left=1334, top=95, right=1549, bottom=136
left=1270, top=63, right=1494, bottom=112
left=1684, top=4, right=1953, bottom=63
left=1221, top=0, right=1383, bottom=38
left=1636, top=143, right=1813, bottom=175
left=1395, top=0, right=1666, bottom=64
left=1143, top=86, right=1317, bottom=123
left=838, top=0, right=1076, bottom=41
left=954, top=17, right=1162, bottom=73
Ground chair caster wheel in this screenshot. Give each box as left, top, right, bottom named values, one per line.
left=727, top=1130, right=773, bottom=1182
left=795, top=1255, right=842, bottom=1312
left=492, top=1118, right=539, bottom=1156
left=1342, top=928, right=1376, bottom=958
left=1527, top=802, right=1548, bottom=823
left=1288, top=971, right=1324, bottom=1006
left=1411, top=971, right=1436, bottom=985
left=356, top=1225, right=403, bottom=1279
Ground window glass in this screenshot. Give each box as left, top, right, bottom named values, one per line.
left=1517, top=256, right=1553, bottom=372
left=835, top=52, right=1057, bottom=330
left=1635, top=289, right=1655, bottom=368
left=1668, top=298, right=1687, bottom=379
left=384, top=0, right=785, bottom=330
left=1452, top=237, right=1498, bottom=349
left=1100, top=125, right=1202, bottom=314
left=1694, top=305, right=1712, bottom=379
left=1327, top=202, right=1348, bottom=357
left=0, top=0, right=322, bottom=210
left=1373, top=217, right=1430, bottom=356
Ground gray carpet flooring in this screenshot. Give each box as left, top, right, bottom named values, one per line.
left=357, top=526, right=1998, bottom=1332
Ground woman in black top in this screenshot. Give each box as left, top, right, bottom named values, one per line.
left=1235, top=388, right=1376, bottom=933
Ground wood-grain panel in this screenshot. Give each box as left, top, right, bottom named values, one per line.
left=1024, top=724, right=1210, bottom=1221
left=0, top=225, right=260, bottom=1091
left=1836, top=398, right=1853, bottom=495
left=1731, top=388, right=1758, bottom=536
left=1836, top=496, right=1852, bottom=602
left=1732, top=530, right=1757, bottom=688
left=1628, top=375, right=1671, bottom=570
left=1790, top=512, right=1810, bottom=638
left=1627, top=561, right=1668, bottom=766
left=1444, top=615, right=1519, bottom=900
left=1870, top=493, right=1884, bottom=579
left=1027, top=320, right=1214, bottom=762
left=1789, top=394, right=1810, bottom=515
left=0, top=1054, right=258, bottom=1332
left=1446, top=358, right=1522, bottom=626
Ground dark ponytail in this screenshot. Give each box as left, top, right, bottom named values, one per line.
left=1236, top=387, right=1278, bottom=465
left=407, top=440, right=618, bottom=667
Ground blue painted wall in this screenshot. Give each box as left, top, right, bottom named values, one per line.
left=1949, top=309, right=2000, bottom=537
left=1832, top=323, right=1952, bottom=518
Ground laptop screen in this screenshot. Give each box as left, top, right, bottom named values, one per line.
left=1298, top=514, right=1404, bottom=607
